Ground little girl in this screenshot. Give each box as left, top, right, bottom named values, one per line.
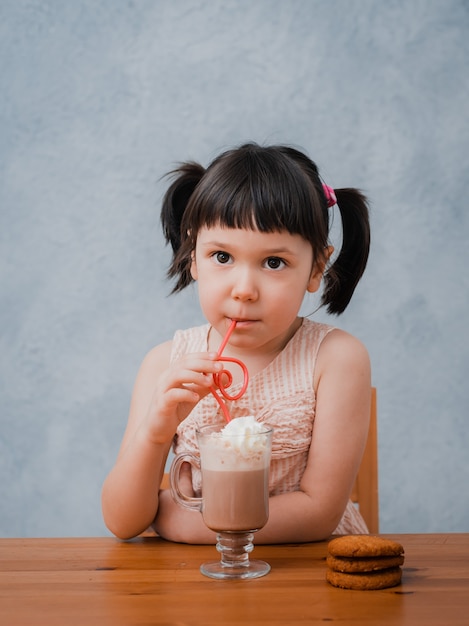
left=102, top=142, right=372, bottom=543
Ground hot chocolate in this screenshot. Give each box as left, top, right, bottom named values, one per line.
left=170, top=419, right=273, bottom=579
left=197, top=417, right=271, bottom=532
left=201, top=466, right=269, bottom=532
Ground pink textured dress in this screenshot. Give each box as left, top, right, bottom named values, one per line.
left=171, top=318, right=368, bottom=535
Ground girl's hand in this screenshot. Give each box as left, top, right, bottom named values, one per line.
left=141, top=352, right=222, bottom=444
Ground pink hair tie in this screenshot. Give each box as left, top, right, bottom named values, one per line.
left=322, top=183, right=337, bottom=208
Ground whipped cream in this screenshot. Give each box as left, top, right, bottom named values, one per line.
left=221, top=415, right=265, bottom=438
left=200, top=417, right=271, bottom=471
left=220, top=416, right=268, bottom=455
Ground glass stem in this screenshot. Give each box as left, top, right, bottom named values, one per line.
left=216, top=531, right=254, bottom=569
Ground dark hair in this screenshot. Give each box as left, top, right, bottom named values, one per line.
left=161, top=142, right=370, bottom=314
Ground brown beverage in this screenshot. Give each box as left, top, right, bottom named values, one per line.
left=170, top=421, right=273, bottom=579
left=201, top=467, right=269, bottom=532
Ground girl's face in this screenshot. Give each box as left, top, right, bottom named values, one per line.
left=191, top=225, right=326, bottom=356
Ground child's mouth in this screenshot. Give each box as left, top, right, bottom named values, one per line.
left=231, top=318, right=257, bottom=327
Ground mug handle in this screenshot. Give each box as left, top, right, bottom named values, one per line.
left=169, top=453, right=202, bottom=512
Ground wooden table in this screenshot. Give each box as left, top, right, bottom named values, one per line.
left=1, top=534, right=468, bottom=625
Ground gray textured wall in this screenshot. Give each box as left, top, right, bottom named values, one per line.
left=1, top=0, right=468, bottom=537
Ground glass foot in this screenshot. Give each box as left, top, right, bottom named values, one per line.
left=200, top=559, right=270, bottom=580
left=199, top=531, right=270, bottom=580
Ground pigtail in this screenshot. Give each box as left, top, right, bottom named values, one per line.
left=161, top=162, right=205, bottom=252
left=160, top=161, right=205, bottom=291
left=322, top=188, right=370, bottom=315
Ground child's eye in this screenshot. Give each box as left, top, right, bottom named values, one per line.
left=264, top=257, right=286, bottom=270
left=212, top=251, right=232, bottom=264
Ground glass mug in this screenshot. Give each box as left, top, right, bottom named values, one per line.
left=170, top=422, right=273, bottom=580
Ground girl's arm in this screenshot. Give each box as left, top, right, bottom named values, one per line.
left=101, top=341, right=223, bottom=540
left=154, top=328, right=371, bottom=544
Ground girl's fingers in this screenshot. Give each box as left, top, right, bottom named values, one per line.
left=162, top=369, right=213, bottom=393
left=178, top=352, right=221, bottom=370
left=163, top=387, right=200, bottom=406
left=147, top=352, right=223, bottom=431
left=161, top=355, right=222, bottom=391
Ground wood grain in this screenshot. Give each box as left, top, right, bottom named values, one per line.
left=1, top=534, right=468, bottom=625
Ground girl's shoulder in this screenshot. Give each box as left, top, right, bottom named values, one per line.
left=319, top=325, right=369, bottom=359
left=171, top=323, right=210, bottom=360
left=138, top=339, right=174, bottom=379
left=314, top=323, right=370, bottom=383
left=300, top=318, right=368, bottom=357
left=298, top=318, right=337, bottom=349
left=141, top=324, right=210, bottom=371
left=172, top=323, right=210, bottom=342
left=300, top=317, right=335, bottom=335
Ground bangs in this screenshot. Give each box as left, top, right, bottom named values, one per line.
left=182, top=145, right=327, bottom=238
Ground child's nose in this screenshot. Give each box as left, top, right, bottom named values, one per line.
left=231, top=268, right=259, bottom=301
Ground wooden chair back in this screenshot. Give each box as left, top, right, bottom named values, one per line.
left=350, top=387, right=379, bottom=533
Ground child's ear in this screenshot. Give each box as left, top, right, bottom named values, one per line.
left=306, top=268, right=322, bottom=293
left=306, top=246, right=334, bottom=293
